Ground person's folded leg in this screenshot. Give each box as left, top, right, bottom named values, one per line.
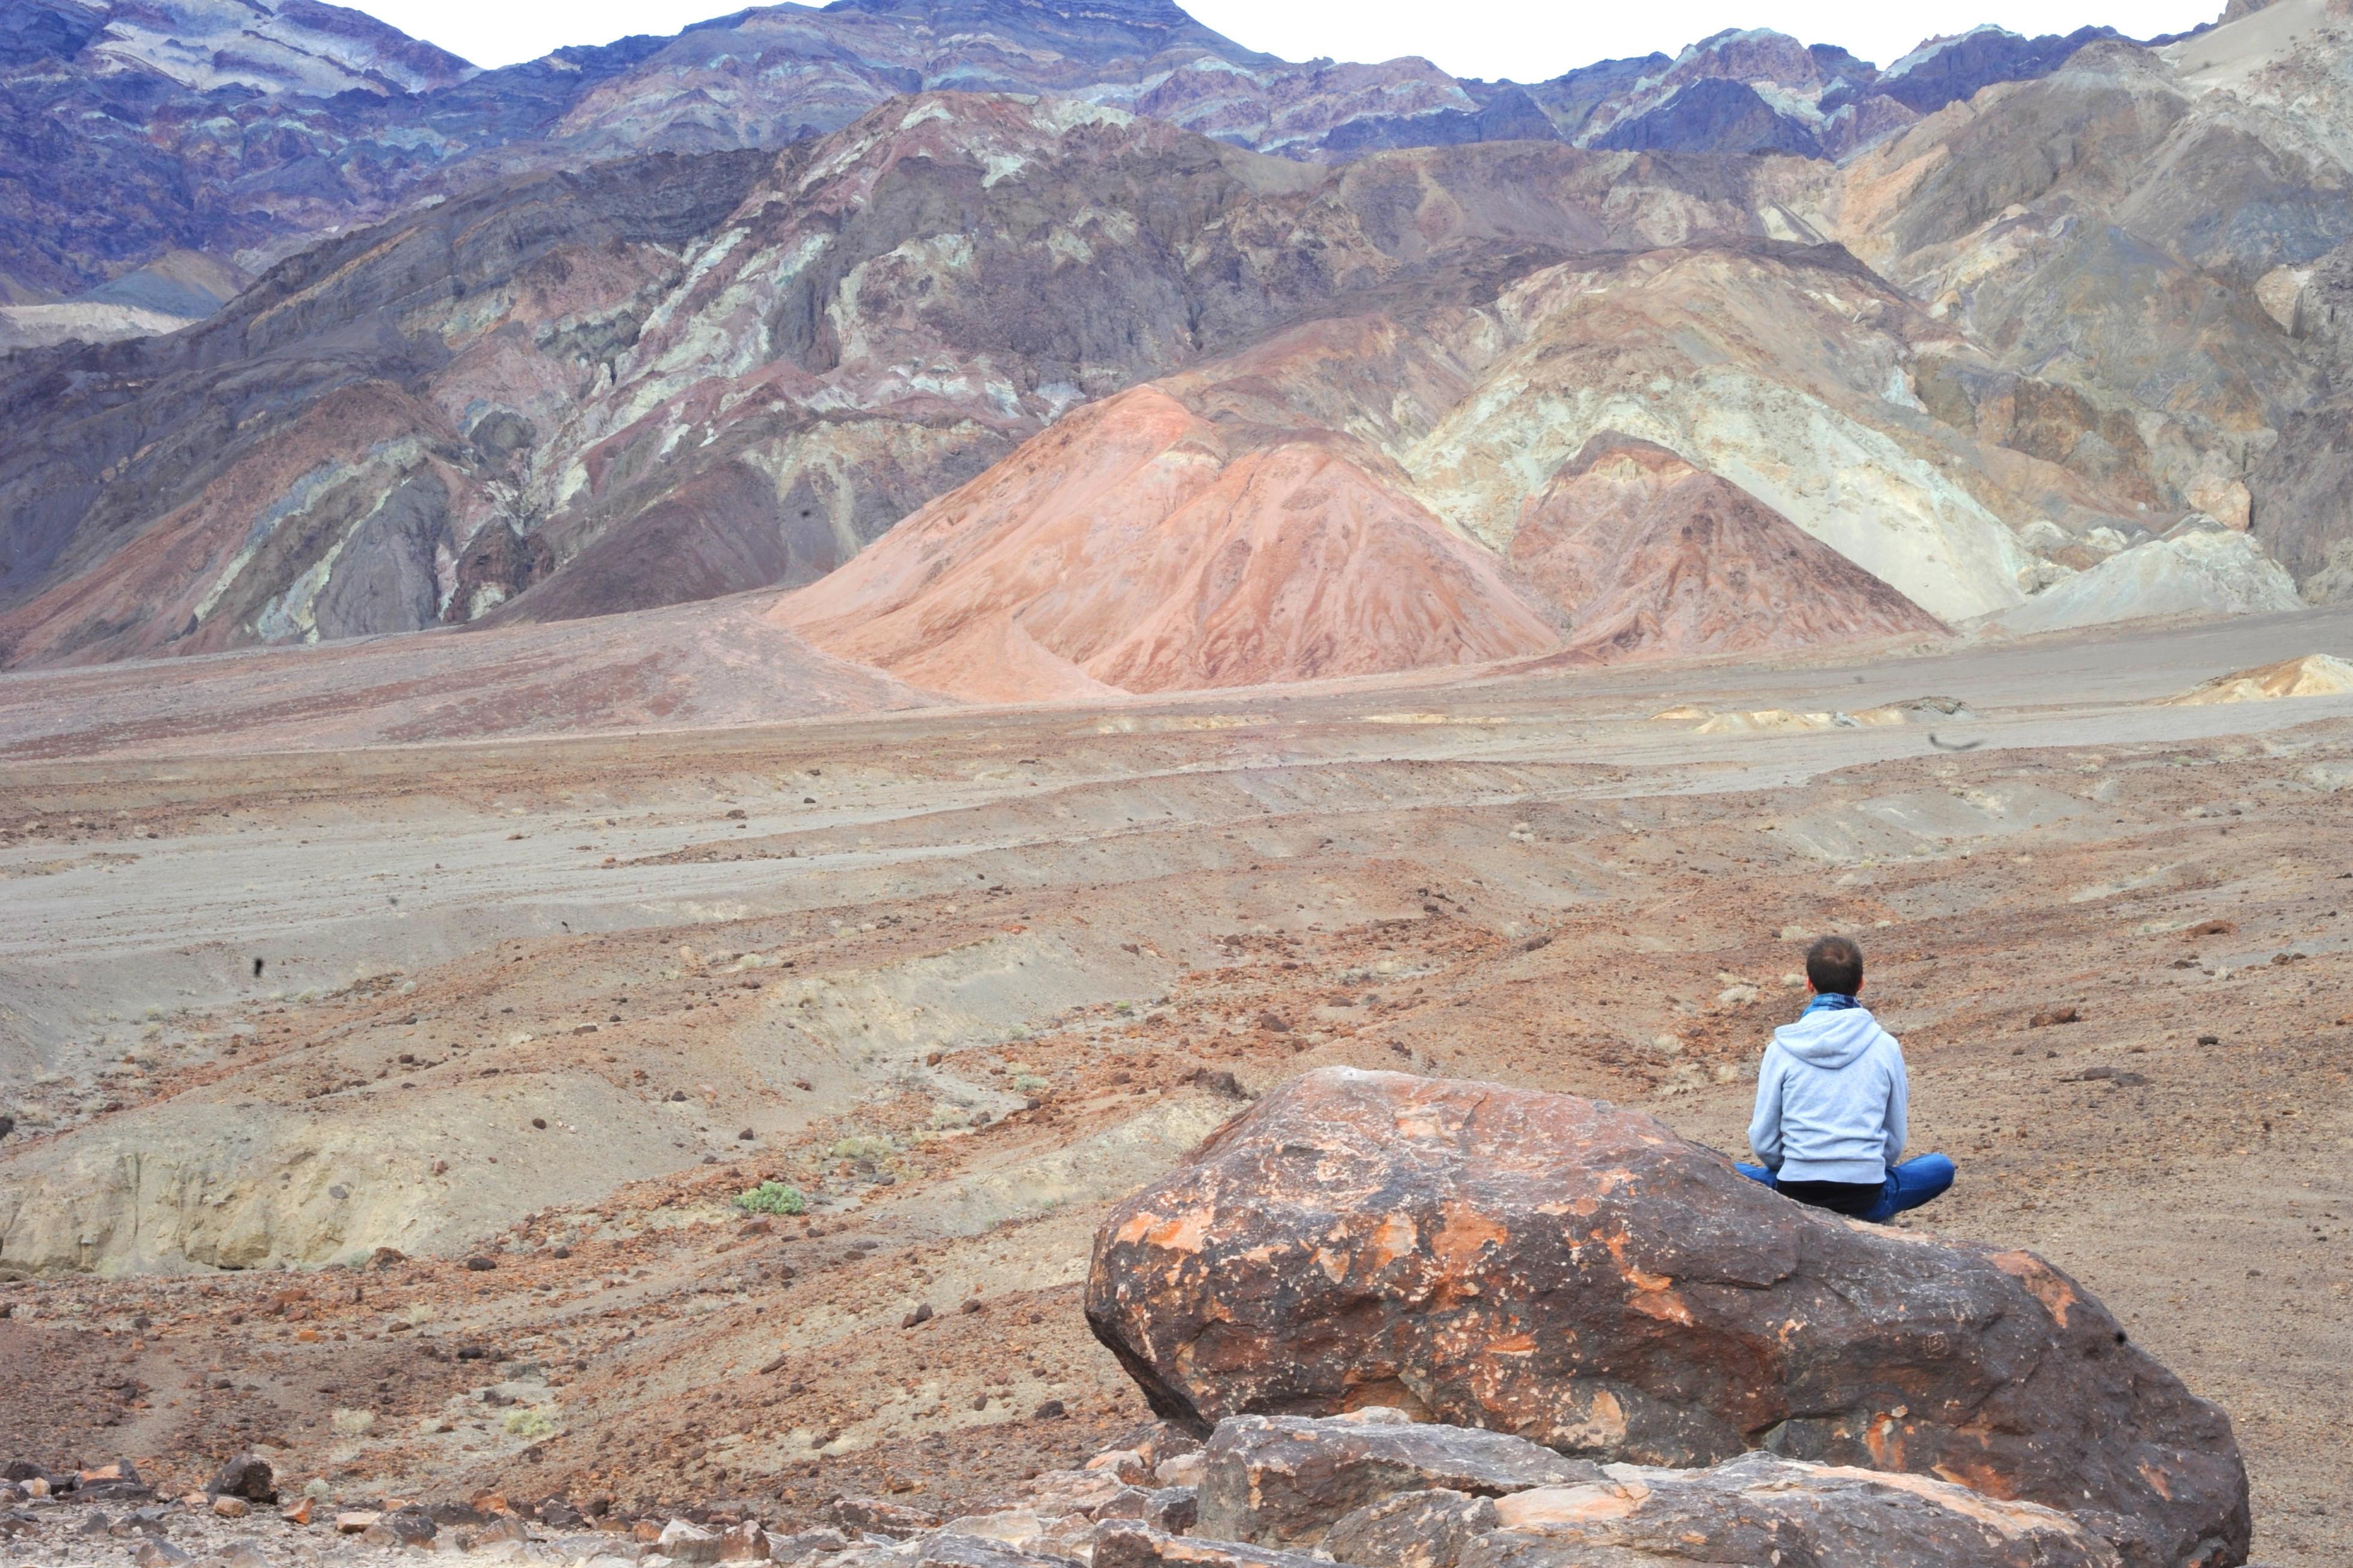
left=1735, top=1162, right=1777, bottom=1188
left=1861, top=1153, right=1956, bottom=1222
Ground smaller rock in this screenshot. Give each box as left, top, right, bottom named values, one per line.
left=465, top=1255, right=498, bottom=1271
left=660, top=1519, right=723, bottom=1563
left=382, top=1506, right=437, bottom=1545
left=1155, top=1455, right=1206, bottom=1489
left=536, top=1496, right=588, bottom=1530
left=763, top=1528, right=849, bottom=1559
left=919, top=1534, right=1081, bottom=1568
left=335, top=1510, right=381, bottom=1534
left=1186, top=1069, right=1249, bottom=1100
left=2031, top=1006, right=2083, bottom=1027
left=1324, top=1490, right=1498, bottom=1568
left=1086, top=1450, right=1152, bottom=1485
left=1199, top=1415, right=1603, bottom=1546
left=1471, top=1453, right=2120, bottom=1567
left=218, top=1545, right=269, bottom=1568
left=210, top=1495, right=248, bottom=1519
left=283, top=1496, right=314, bottom=1525
left=463, top=1515, right=529, bottom=1548
left=1033, top=1399, right=1066, bottom=1421
left=206, top=1454, right=276, bottom=1505
left=369, top=1246, right=406, bottom=1269
left=1096, top=1487, right=1200, bottom=1536
left=1012, top=1469, right=1130, bottom=1520
left=1094, top=1522, right=1328, bottom=1568
left=830, top=1498, right=942, bottom=1539
left=719, top=1519, right=773, bottom=1561
left=904, top=1303, right=934, bottom=1329
left=132, top=1540, right=190, bottom=1567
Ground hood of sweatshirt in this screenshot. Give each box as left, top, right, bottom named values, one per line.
left=1771, top=1006, right=1884, bottom=1069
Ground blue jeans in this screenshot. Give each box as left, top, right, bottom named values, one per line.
left=1736, top=1154, right=1956, bottom=1223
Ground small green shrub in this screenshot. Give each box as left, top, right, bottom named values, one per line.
left=828, top=1135, right=892, bottom=1163
left=1011, top=1072, right=1048, bottom=1094
left=504, top=1409, right=557, bottom=1440
left=733, top=1180, right=807, bottom=1216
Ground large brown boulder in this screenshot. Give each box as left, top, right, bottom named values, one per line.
left=1084, top=1069, right=2247, bottom=1568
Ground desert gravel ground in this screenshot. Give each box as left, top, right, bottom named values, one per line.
left=1, top=604, right=2348, bottom=1565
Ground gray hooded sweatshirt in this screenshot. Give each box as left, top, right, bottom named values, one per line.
left=1747, top=1003, right=1908, bottom=1184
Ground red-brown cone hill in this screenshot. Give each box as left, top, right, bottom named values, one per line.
left=1084, top=1068, right=2248, bottom=1568
left=771, top=387, right=1559, bottom=701
left=1511, top=434, right=1943, bottom=659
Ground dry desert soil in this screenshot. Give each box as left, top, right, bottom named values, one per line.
left=1, top=606, right=2349, bottom=1564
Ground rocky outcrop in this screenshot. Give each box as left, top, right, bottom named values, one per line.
left=2160, top=651, right=2353, bottom=704
left=1985, top=525, right=2305, bottom=635
left=1085, top=1068, right=2250, bottom=1568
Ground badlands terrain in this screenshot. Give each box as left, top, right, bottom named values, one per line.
left=1, top=603, right=2349, bottom=1563
left=4, top=0, right=2352, bottom=688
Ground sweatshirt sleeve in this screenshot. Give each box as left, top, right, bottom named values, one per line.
left=1748, top=1047, right=1785, bottom=1172
left=1883, top=1033, right=1910, bottom=1166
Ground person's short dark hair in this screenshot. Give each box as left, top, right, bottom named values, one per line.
left=1806, top=934, right=1864, bottom=995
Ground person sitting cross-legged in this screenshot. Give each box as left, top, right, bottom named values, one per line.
left=1736, top=933, right=1955, bottom=1224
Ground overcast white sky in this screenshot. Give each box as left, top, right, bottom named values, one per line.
left=362, top=0, right=2222, bottom=76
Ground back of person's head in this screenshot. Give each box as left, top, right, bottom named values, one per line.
left=1806, top=934, right=1864, bottom=996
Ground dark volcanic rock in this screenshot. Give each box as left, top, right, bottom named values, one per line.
left=1324, top=1489, right=1499, bottom=1568
left=203, top=1454, right=275, bottom=1504
left=1470, top=1451, right=2126, bottom=1568
left=1085, top=1068, right=2249, bottom=1568
left=1593, top=78, right=1821, bottom=157
left=1872, top=27, right=2122, bottom=116
left=1198, top=1412, right=1598, bottom=1546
